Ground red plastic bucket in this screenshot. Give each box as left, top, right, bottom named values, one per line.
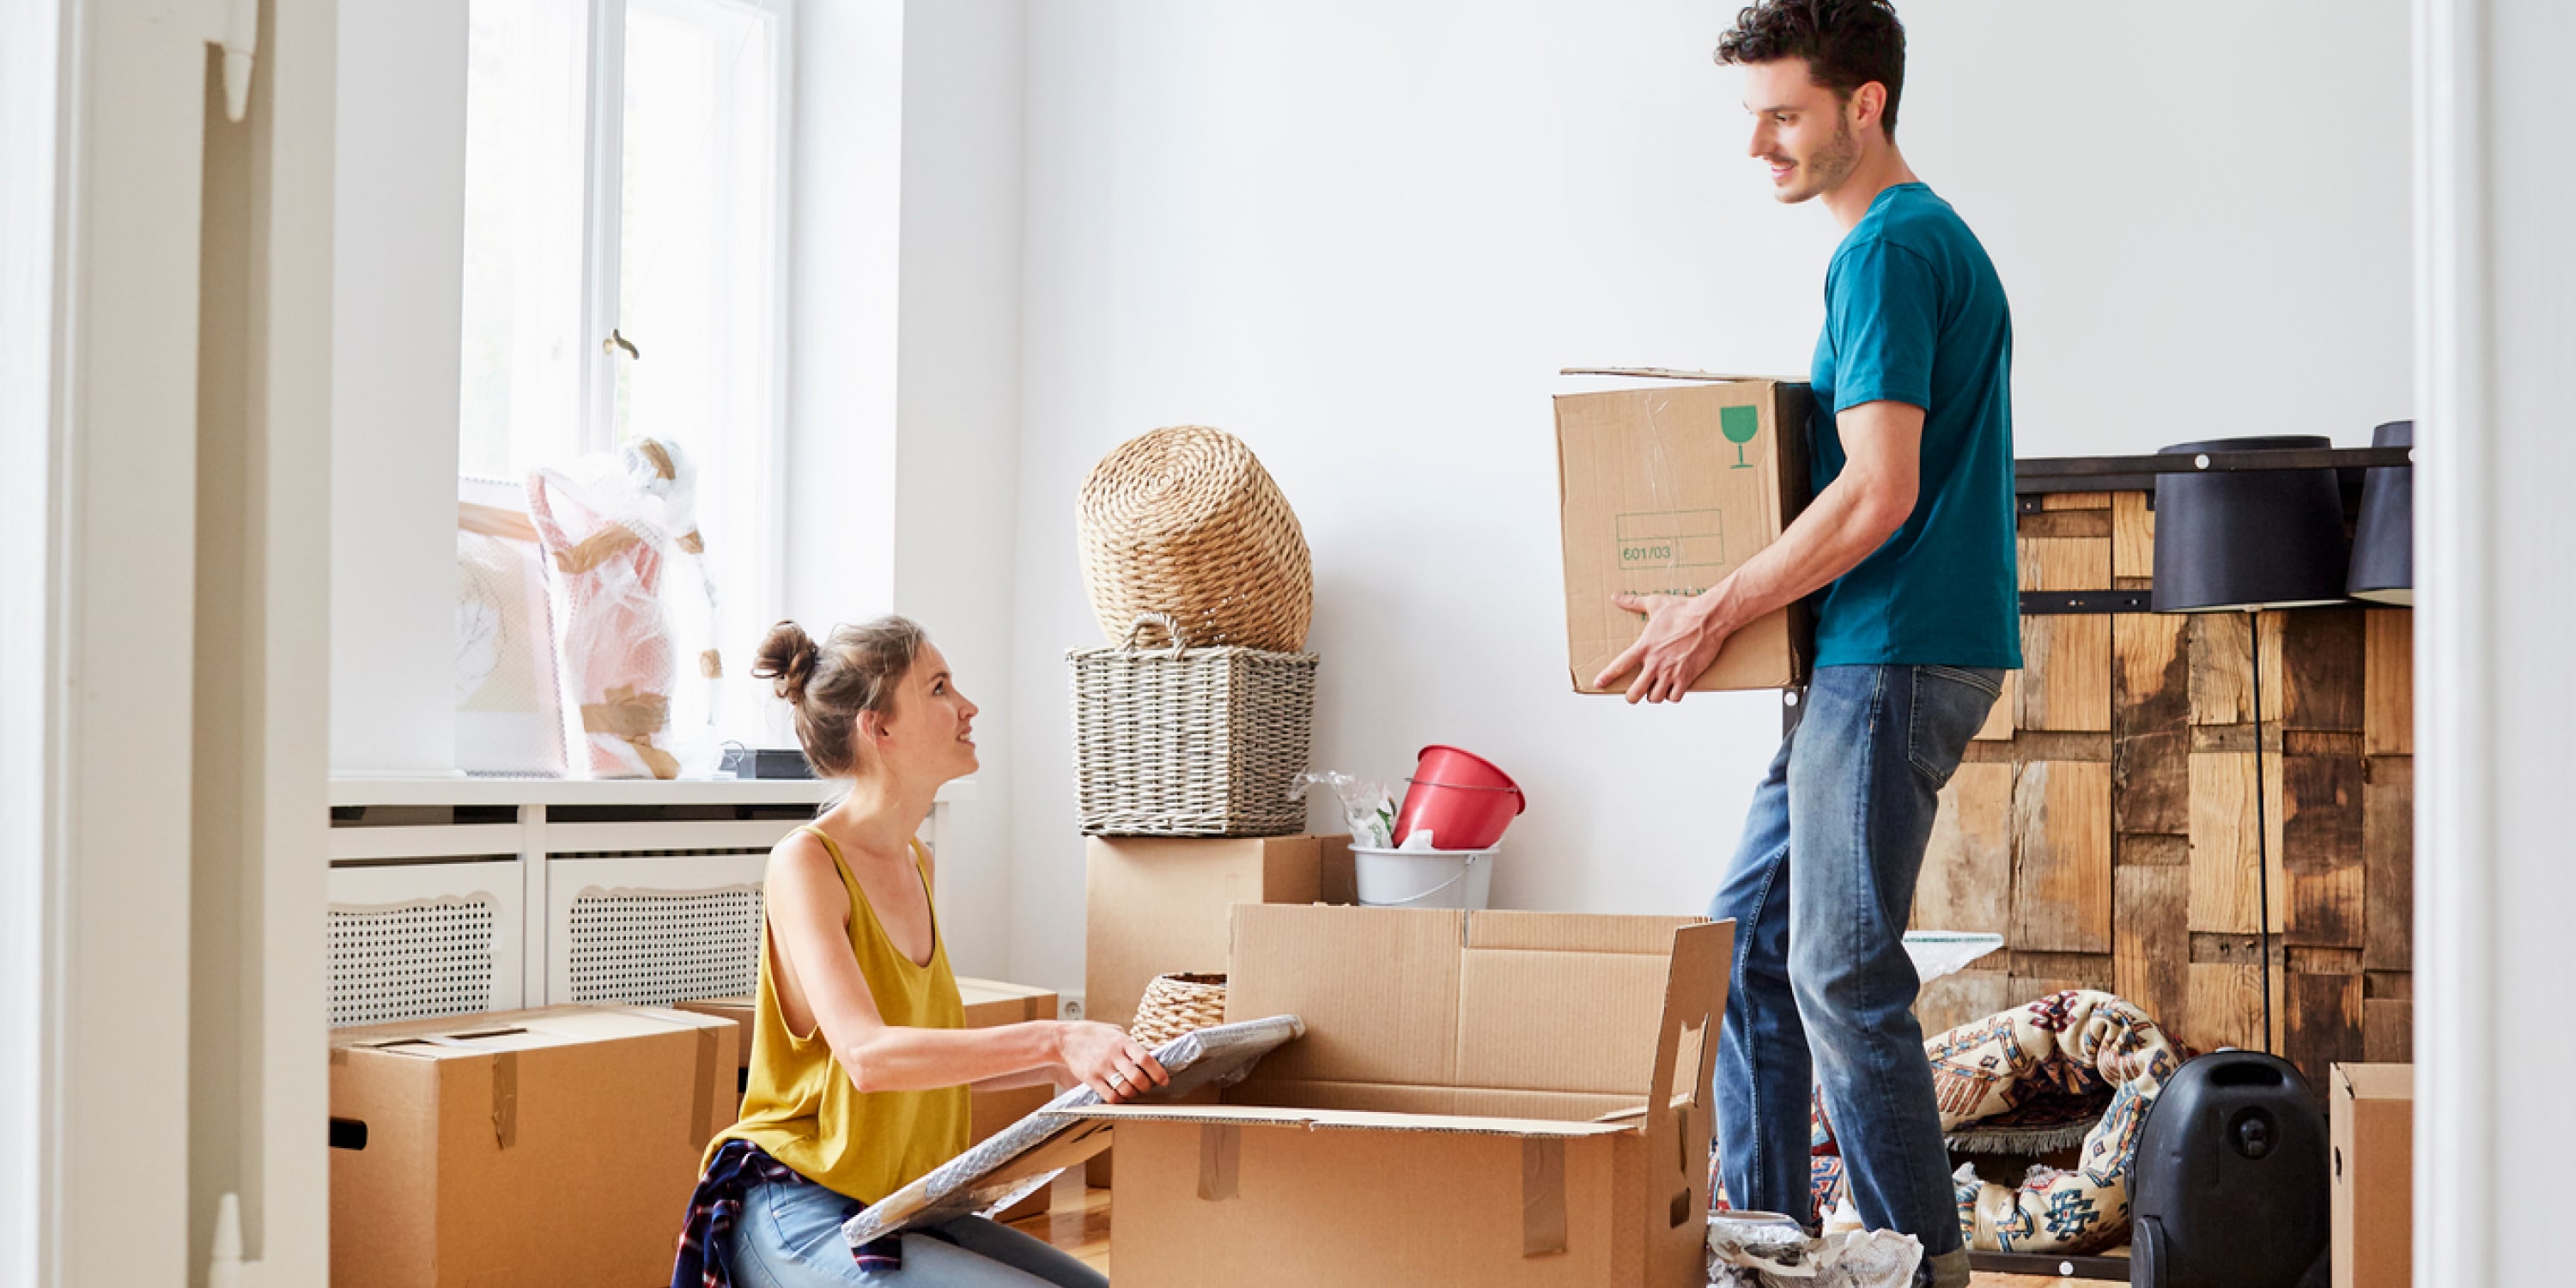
left=1393, top=745, right=1526, bottom=849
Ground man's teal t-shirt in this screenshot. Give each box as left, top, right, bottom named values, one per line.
left=1808, top=182, right=2021, bottom=669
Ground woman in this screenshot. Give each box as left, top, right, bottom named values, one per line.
left=673, top=616, right=1165, bottom=1288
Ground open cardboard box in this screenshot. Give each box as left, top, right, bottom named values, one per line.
left=1057, top=903, right=1733, bottom=1288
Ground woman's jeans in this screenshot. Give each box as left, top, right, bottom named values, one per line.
left=1708, top=663, right=2002, bottom=1256
left=729, top=1176, right=1106, bottom=1288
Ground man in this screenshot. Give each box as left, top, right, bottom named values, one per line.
left=1590, top=3, right=2016, bottom=1285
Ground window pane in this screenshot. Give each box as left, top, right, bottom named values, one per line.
left=617, top=0, right=781, bottom=743
left=459, top=0, right=590, bottom=480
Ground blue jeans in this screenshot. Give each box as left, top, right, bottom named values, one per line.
left=729, top=1177, right=1106, bottom=1288
left=1708, top=663, right=2002, bottom=1255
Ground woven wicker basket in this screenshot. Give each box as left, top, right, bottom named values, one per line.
left=1127, top=973, right=1229, bottom=1049
left=1078, top=425, right=1315, bottom=653
left=1069, top=615, right=1318, bottom=836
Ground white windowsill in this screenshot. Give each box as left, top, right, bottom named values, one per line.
left=327, top=776, right=976, bottom=808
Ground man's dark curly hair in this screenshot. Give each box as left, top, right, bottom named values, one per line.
left=1715, top=1, right=1908, bottom=140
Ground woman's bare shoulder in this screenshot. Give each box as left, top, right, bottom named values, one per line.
left=766, top=830, right=848, bottom=910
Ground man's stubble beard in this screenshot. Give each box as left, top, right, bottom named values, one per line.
left=1780, top=116, right=1861, bottom=204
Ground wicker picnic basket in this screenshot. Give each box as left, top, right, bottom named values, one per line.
left=1069, top=614, right=1318, bottom=836
left=1077, top=425, right=1314, bottom=654
left=1127, top=973, right=1230, bottom=1048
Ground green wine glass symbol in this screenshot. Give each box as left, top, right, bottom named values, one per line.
left=1721, top=405, right=1759, bottom=470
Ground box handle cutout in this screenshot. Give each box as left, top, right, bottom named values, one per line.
left=1668, top=1015, right=1708, bottom=1109
left=1669, top=1189, right=1693, bottom=1229
left=328, top=1117, right=368, bottom=1151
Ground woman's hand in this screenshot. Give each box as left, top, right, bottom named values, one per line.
left=1054, top=1021, right=1170, bottom=1105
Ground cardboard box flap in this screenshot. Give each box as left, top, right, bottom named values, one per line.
left=1463, top=908, right=1700, bottom=954
left=1054, top=1102, right=1637, bottom=1139
left=1559, top=367, right=1790, bottom=384
left=1225, top=905, right=1467, bottom=1089
left=2336, top=1063, right=2413, bottom=1101
left=331, top=1004, right=727, bottom=1049
left=1644, top=921, right=1731, bottom=1116
left=1230, top=905, right=1719, bottom=1102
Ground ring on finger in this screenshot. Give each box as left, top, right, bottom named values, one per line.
left=1107, top=1070, right=1128, bottom=1091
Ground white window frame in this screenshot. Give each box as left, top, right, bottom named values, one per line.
left=574, top=0, right=797, bottom=637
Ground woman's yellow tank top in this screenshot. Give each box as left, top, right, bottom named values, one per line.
left=705, top=826, right=971, bottom=1202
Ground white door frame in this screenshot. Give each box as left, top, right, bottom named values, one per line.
left=2, top=1, right=337, bottom=1285
left=2412, top=0, right=2576, bottom=1284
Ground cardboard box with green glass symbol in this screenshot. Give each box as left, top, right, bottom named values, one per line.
left=1554, top=370, right=1816, bottom=695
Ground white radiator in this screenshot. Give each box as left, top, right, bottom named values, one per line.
left=326, top=777, right=969, bottom=1024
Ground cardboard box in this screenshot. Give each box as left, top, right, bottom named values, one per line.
left=329, top=1005, right=738, bottom=1288
left=957, top=979, right=1062, bottom=1222
left=1556, top=371, right=1814, bottom=693
left=1066, top=903, right=1731, bottom=1287
left=1084, top=834, right=1349, bottom=1032
left=674, top=995, right=756, bottom=1084
left=681, top=979, right=1064, bottom=1221
left=2330, top=1063, right=2412, bottom=1288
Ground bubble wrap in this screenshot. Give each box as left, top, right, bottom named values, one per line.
left=841, top=1015, right=1306, bottom=1250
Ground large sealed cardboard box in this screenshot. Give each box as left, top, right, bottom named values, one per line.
left=2330, top=1063, right=2412, bottom=1288
left=329, top=1005, right=738, bottom=1287
left=1066, top=903, right=1731, bottom=1287
left=1084, top=834, right=1351, bottom=1032
left=681, top=979, right=1063, bottom=1220
left=1556, top=371, right=1814, bottom=693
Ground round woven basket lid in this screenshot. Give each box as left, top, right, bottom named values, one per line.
left=1078, top=426, right=1314, bottom=653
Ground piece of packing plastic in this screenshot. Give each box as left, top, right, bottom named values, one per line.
left=1901, top=931, right=2005, bottom=984
left=524, top=437, right=721, bottom=779
left=841, top=1015, right=1306, bottom=1251
left=1708, top=1211, right=1923, bottom=1287
left=1292, top=770, right=1395, bottom=848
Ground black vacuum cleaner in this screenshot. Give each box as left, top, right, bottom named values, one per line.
left=2129, top=1049, right=2330, bottom=1288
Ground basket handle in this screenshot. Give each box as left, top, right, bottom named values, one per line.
left=1121, top=612, right=1189, bottom=656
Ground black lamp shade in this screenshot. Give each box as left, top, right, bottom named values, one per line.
left=2348, top=420, right=2414, bottom=605
left=2151, top=434, right=2353, bottom=613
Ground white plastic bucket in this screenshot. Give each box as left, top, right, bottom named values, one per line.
left=1351, top=846, right=1498, bottom=910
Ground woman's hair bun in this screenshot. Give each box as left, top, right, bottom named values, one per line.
left=751, top=620, right=820, bottom=704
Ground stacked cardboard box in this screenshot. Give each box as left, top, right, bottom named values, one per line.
left=678, top=977, right=1063, bottom=1221
left=1081, top=833, right=1354, bottom=1186
left=1084, top=833, right=1354, bottom=1030
left=2330, top=1063, right=2412, bottom=1288
left=1063, top=903, right=1731, bottom=1287
left=329, top=1005, right=738, bottom=1287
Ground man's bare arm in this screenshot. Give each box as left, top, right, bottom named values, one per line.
left=1593, top=399, right=1924, bottom=703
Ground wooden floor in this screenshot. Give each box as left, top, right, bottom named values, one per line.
left=1006, top=1184, right=2095, bottom=1285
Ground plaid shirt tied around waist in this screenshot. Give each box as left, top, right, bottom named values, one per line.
left=672, top=1139, right=904, bottom=1288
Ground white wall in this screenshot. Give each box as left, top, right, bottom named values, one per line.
left=888, top=0, right=1030, bottom=980
left=330, top=0, right=468, bottom=776
left=999, top=0, right=2414, bottom=993
left=782, top=0, right=904, bottom=631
